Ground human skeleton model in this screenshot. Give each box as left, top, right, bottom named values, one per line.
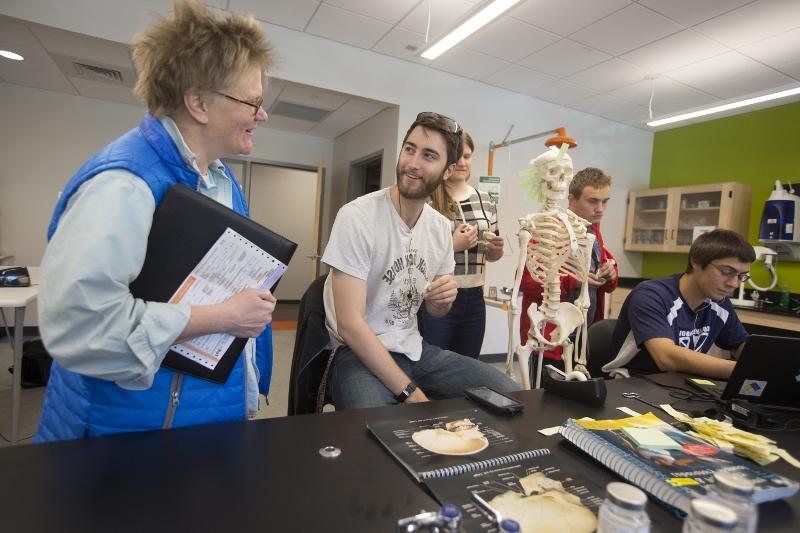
left=507, top=146, right=595, bottom=389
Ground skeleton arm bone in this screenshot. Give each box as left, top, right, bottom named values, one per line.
left=507, top=224, right=534, bottom=378
left=569, top=232, right=595, bottom=378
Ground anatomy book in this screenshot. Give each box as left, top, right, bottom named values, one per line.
left=367, top=409, right=602, bottom=532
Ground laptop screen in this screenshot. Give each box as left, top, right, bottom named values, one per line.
left=721, top=334, right=800, bottom=410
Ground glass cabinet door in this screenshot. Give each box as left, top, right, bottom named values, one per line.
left=631, top=192, right=669, bottom=246
left=675, top=190, right=722, bottom=246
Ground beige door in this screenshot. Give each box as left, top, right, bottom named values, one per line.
left=248, top=163, right=323, bottom=300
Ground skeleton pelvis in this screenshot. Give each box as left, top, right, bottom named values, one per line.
left=527, top=302, right=584, bottom=346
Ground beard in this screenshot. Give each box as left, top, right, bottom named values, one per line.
left=395, top=162, right=444, bottom=200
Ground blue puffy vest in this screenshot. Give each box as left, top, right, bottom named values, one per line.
left=35, top=115, right=272, bottom=442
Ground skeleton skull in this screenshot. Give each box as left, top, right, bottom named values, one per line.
left=533, top=148, right=573, bottom=200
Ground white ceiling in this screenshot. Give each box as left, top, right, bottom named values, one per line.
left=0, top=13, right=392, bottom=139
left=2, top=0, right=800, bottom=131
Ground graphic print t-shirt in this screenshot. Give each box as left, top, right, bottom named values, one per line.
left=608, top=274, right=748, bottom=374
left=322, top=188, right=455, bottom=361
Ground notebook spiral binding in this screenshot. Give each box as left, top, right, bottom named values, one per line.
left=420, top=448, right=551, bottom=480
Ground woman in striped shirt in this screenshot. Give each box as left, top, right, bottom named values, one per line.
left=421, top=131, right=504, bottom=358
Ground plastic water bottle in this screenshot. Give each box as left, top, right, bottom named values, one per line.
left=597, top=482, right=651, bottom=533
left=778, top=283, right=791, bottom=310
left=705, top=470, right=758, bottom=533
left=682, top=498, right=737, bottom=533
left=499, top=518, right=521, bottom=532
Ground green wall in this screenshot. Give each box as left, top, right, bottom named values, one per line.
left=644, top=100, right=800, bottom=292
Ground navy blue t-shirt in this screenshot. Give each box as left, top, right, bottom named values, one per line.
left=608, top=274, right=748, bottom=374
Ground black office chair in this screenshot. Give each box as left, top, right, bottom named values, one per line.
left=586, top=318, right=617, bottom=378
left=287, top=275, right=334, bottom=415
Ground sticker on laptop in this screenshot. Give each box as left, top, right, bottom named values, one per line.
left=738, top=379, right=767, bottom=397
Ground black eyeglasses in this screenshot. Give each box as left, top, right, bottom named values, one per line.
left=710, top=263, right=750, bottom=282
left=415, top=112, right=462, bottom=134
left=214, top=91, right=264, bottom=117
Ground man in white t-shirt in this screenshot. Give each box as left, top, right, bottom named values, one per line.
left=322, top=112, right=519, bottom=409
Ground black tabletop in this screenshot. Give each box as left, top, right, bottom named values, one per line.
left=1, top=374, right=797, bottom=532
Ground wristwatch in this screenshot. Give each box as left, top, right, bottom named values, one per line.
left=395, top=381, right=418, bottom=403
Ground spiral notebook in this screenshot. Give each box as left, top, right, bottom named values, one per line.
left=366, top=408, right=543, bottom=483
left=560, top=413, right=798, bottom=515
left=129, top=184, right=297, bottom=383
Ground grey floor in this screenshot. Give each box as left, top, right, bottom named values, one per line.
left=0, top=325, right=518, bottom=447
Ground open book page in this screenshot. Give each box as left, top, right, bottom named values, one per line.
left=426, top=454, right=603, bottom=533
left=167, top=227, right=287, bottom=370
left=367, top=409, right=522, bottom=483
left=561, top=413, right=798, bottom=514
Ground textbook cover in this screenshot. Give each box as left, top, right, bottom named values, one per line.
left=560, top=412, right=799, bottom=515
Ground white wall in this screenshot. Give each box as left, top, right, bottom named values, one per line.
left=330, top=105, right=399, bottom=221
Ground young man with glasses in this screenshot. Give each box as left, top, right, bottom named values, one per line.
left=36, top=0, right=277, bottom=441
left=321, top=113, right=518, bottom=409
left=604, top=229, right=755, bottom=379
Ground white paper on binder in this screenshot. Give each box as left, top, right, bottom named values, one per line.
left=167, top=227, right=287, bottom=369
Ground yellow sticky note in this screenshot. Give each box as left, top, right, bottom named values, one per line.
left=668, top=477, right=701, bottom=487
left=617, top=406, right=642, bottom=417
left=690, top=378, right=716, bottom=386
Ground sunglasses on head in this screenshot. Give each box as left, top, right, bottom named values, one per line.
left=415, top=112, right=462, bottom=134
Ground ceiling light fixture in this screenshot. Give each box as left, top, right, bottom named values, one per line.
left=0, top=50, right=24, bottom=61
left=647, top=85, right=800, bottom=127
left=420, top=0, right=523, bottom=60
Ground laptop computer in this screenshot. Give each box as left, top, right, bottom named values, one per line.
left=685, top=334, right=800, bottom=412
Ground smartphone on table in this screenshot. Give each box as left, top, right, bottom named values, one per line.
left=464, top=386, right=524, bottom=415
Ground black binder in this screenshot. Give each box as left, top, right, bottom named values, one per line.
left=130, top=184, right=297, bottom=384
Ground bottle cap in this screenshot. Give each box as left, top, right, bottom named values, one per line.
left=713, top=470, right=755, bottom=497
left=440, top=503, right=460, bottom=519
left=318, top=445, right=341, bottom=459
left=690, top=499, right=737, bottom=529
left=499, top=518, right=521, bottom=532
left=606, top=482, right=647, bottom=511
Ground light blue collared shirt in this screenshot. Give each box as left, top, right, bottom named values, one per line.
left=40, top=116, right=259, bottom=413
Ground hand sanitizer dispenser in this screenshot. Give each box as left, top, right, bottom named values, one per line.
left=759, top=180, right=800, bottom=261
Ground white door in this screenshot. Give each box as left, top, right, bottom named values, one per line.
left=248, top=163, right=321, bottom=300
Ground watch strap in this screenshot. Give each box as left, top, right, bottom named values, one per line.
left=395, top=381, right=417, bottom=403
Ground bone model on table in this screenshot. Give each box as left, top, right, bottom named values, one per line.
left=506, top=145, right=595, bottom=389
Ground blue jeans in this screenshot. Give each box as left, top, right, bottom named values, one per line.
left=329, top=340, right=519, bottom=410
left=420, top=286, right=485, bottom=359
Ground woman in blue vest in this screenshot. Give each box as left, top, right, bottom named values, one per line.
left=35, top=0, right=277, bottom=441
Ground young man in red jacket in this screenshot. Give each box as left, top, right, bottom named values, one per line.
left=518, top=167, right=619, bottom=367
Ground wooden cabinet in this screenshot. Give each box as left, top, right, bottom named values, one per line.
left=624, top=182, right=751, bottom=252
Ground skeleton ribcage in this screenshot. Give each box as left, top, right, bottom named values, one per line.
left=524, top=215, right=587, bottom=285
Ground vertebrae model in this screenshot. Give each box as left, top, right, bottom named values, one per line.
left=507, top=146, right=595, bottom=388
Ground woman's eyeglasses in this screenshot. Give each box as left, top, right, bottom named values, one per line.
left=215, top=91, right=263, bottom=117
left=415, top=112, right=461, bottom=134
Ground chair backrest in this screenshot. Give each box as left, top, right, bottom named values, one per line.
left=287, top=274, right=332, bottom=415
left=586, top=318, right=617, bottom=378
